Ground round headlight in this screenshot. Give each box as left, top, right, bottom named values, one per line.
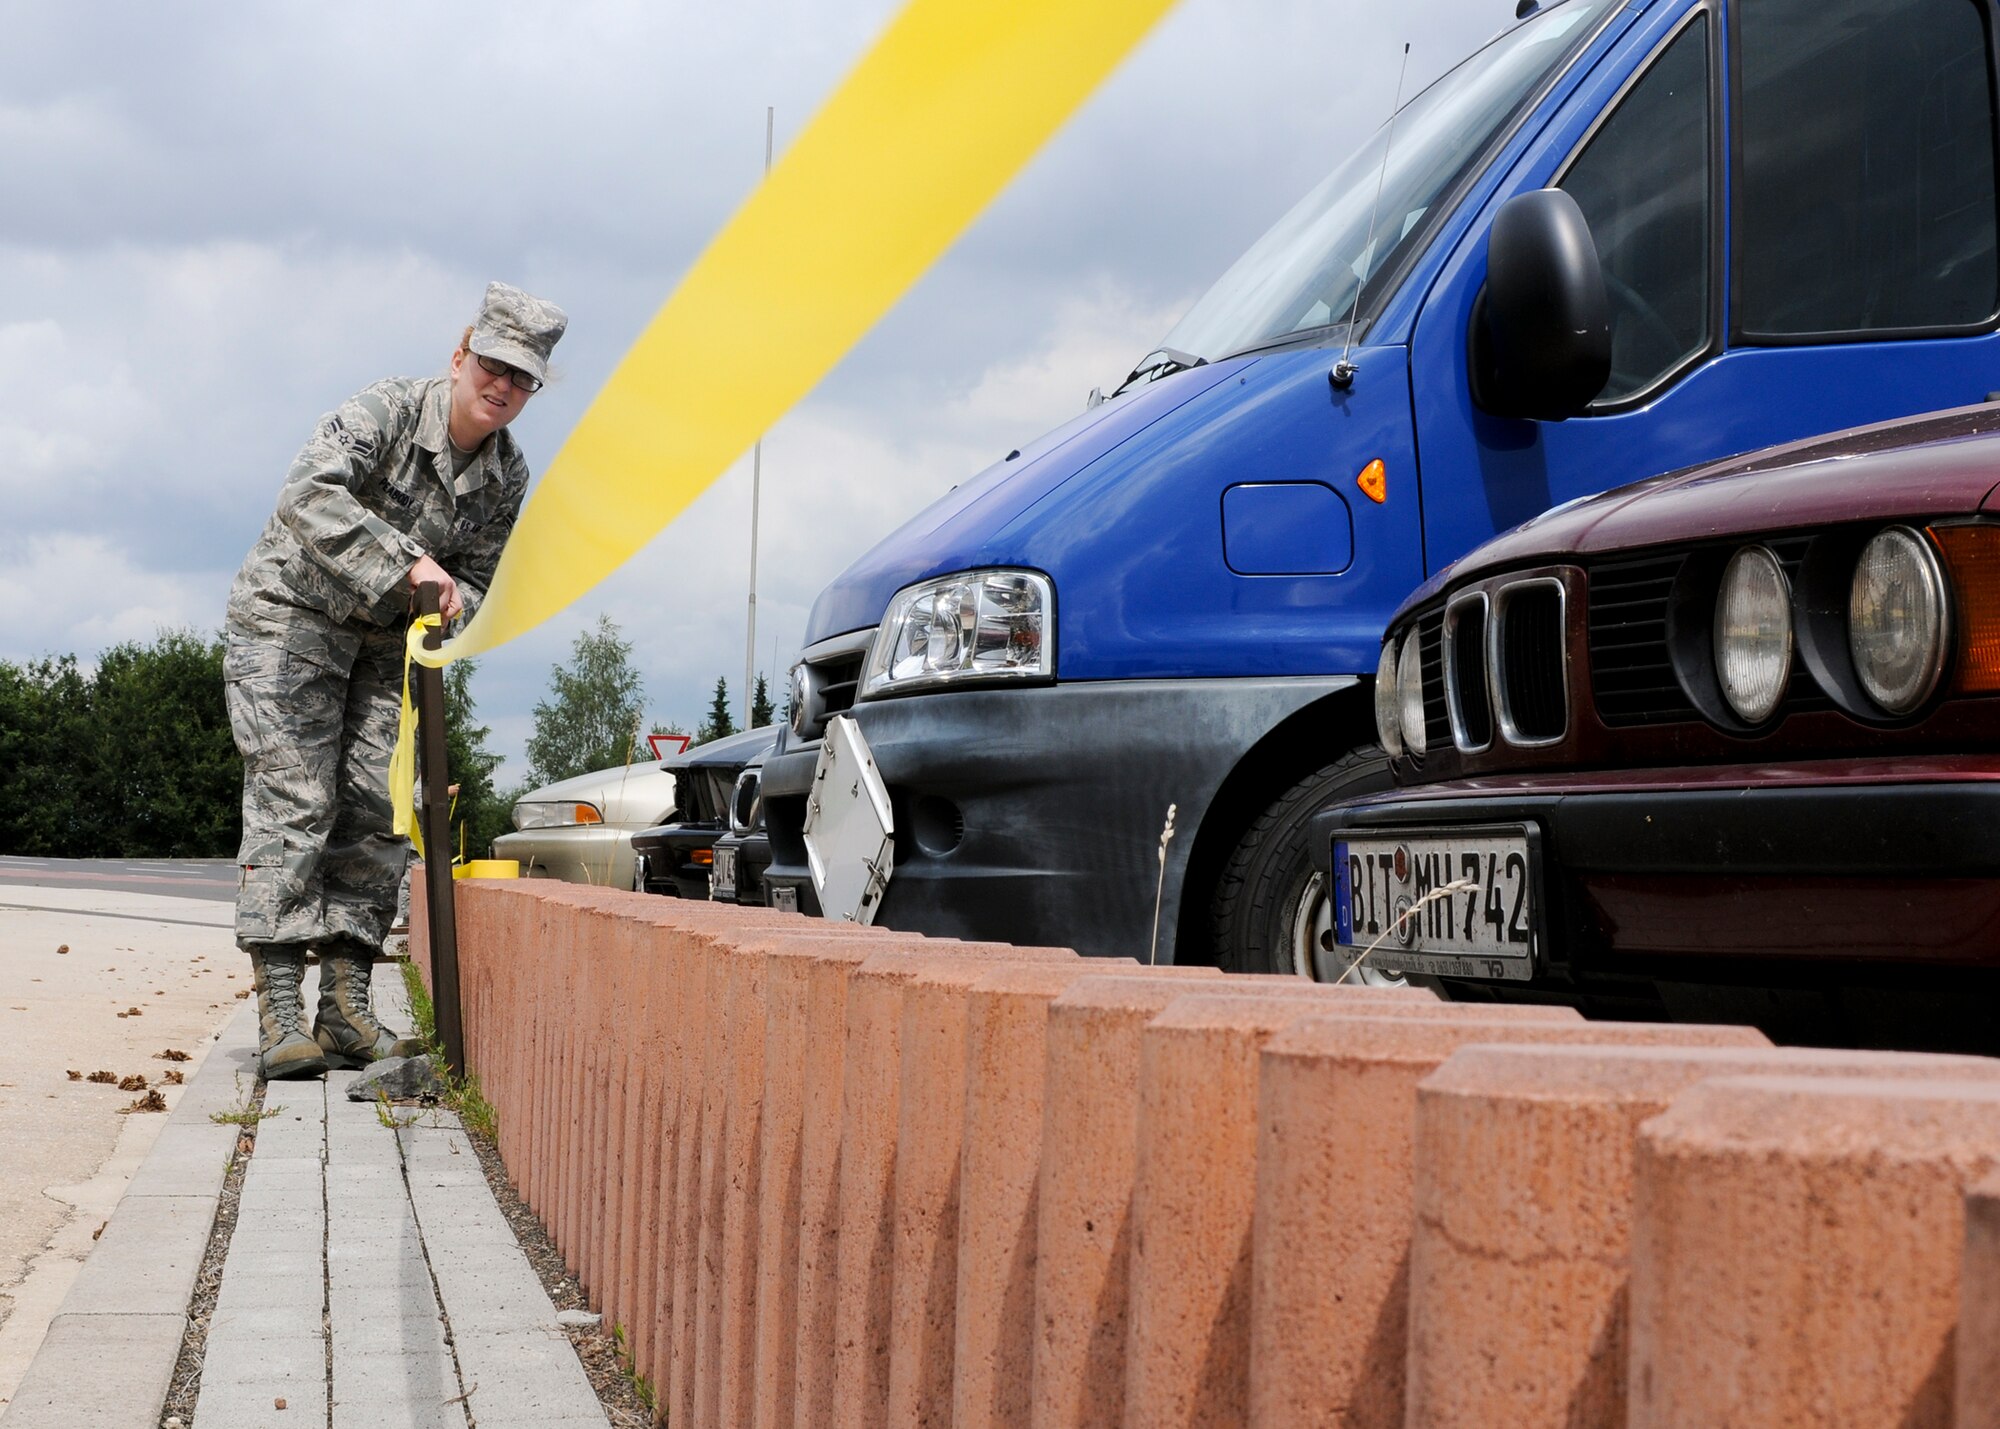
left=1713, top=546, right=1793, bottom=724
left=1396, top=632, right=1427, bottom=757
left=1374, top=640, right=1403, bottom=758
left=1849, top=526, right=1947, bottom=715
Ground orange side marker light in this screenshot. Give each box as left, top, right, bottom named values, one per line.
left=1933, top=524, right=2000, bottom=692
left=1357, top=459, right=1387, bottom=504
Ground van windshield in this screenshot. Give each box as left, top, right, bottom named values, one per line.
left=1156, top=0, right=1610, bottom=366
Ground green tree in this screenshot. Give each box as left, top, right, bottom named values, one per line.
left=697, top=676, right=736, bottom=744
left=0, top=655, right=99, bottom=855
left=92, top=632, right=239, bottom=857
left=524, top=615, right=647, bottom=785
left=0, top=631, right=241, bottom=858
left=442, top=659, right=513, bottom=860
left=750, top=673, right=774, bottom=729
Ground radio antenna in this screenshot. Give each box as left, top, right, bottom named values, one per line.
left=1331, top=42, right=1412, bottom=391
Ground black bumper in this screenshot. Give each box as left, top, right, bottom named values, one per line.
left=631, top=822, right=721, bottom=900
left=760, top=677, right=1351, bottom=959
left=1309, top=777, right=2000, bottom=973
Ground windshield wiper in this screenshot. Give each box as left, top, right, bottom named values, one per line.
left=1111, top=347, right=1207, bottom=399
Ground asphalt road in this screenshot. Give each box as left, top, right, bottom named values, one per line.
left=0, top=856, right=235, bottom=907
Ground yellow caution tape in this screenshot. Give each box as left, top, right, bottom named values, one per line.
left=389, top=614, right=441, bottom=856
left=416, top=0, right=1180, bottom=666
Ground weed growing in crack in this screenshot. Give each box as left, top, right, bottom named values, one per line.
left=398, top=959, right=499, bottom=1141
left=210, top=1072, right=283, bottom=1127
left=374, top=1088, right=420, bottom=1131
left=610, top=1323, right=657, bottom=1413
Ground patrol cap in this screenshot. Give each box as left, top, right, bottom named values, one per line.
left=468, top=281, right=567, bottom=382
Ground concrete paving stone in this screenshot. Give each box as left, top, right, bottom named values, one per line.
left=237, top=1175, right=326, bottom=1214
left=214, top=1259, right=329, bottom=1312
left=234, top=1201, right=329, bottom=1237
left=329, top=1308, right=454, bottom=1354
left=118, top=1120, right=238, bottom=1200
left=407, top=1196, right=518, bottom=1250
left=58, top=1194, right=214, bottom=1316
left=426, top=1262, right=562, bottom=1335
left=328, top=1244, right=436, bottom=1304
left=191, top=1372, right=330, bottom=1428
left=244, top=1152, right=328, bottom=1177
left=208, top=1298, right=326, bottom=1342
left=198, top=1330, right=327, bottom=1391
left=0, top=1312, right=185, bottom=1429
left=226, top=1227, right=321, bottom=1259
left=330, top=1348, right=468, bottom=1429
left=450, top=1330, right=603, bottom=1421
left=471, top=1416, right=611, bottom=1429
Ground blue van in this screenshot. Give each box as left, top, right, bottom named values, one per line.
left=760, top=0, right=2000, bottom=971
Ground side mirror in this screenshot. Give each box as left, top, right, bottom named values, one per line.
left=1468, top=188, right=1611, bottom=421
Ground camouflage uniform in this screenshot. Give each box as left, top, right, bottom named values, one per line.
left=224, top=374, right=530, bottom=953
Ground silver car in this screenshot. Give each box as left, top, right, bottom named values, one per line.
left=492, top=761, right=677, bottom=889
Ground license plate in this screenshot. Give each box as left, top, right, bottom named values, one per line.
left=770, top=885, right=799, bottom=914
left=710, top=845, right=737, bottom=901
left=1331, top=825, right=1538, bottom=981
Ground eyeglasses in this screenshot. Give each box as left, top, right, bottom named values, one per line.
left=473, top=353, right=544, bottom=393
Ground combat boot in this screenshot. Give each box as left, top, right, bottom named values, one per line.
left=313, top=942, right=427, bottom=1068
left=249, top=947, right=330, bottom=1081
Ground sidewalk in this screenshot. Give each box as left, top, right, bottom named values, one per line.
left=0, top=967, right=610, bottom=1429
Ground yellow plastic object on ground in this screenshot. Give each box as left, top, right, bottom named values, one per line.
left=454, top=860, right=521, bottom=880
left=418, top=0, right=1180, bottom=666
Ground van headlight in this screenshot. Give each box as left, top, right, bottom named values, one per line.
left=1714, top=545, right=1792, bottom=724
left=1374, top=639, right=1403, bottom=758
left=861, top=569, right=1053, bottom=696
left=1849, top=526, right=1947, bottom=714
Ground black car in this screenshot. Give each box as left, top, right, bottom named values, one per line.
left=631, top=727, right=777, bottom=899
left=708, top=754, right=776, bottom=907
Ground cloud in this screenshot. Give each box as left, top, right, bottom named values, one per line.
left=0, top=0, right=1510, bottom=778
left=0, top=531, right=228, bottom=659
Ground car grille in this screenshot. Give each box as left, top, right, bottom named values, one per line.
left=1417, top=611, right=1449, bottom=761
left=1447, top=599, right=1493, bottom=749
left=1586, top=553, right=1692, bottom=727
left=1497, top=583, right=1566, bottom=741
left=1587, top=535, right=1829, bottom=728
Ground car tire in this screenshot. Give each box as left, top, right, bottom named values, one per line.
left=1210, top=745, right=1407, bottom=981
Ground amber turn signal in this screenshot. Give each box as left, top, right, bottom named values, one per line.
left=1356, top=459, right=1387, bottom=504
left=692, top=848, right=714, bottom=866
left=571, top=803, right=604, bottom=825
left=1930, top=524, right=2000, bottom=693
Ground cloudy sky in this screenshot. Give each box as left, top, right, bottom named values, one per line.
left=2, top=0, right=1506, bottom=786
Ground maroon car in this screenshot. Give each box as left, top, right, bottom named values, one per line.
left=1313, top=403, right=2000, bottom=1047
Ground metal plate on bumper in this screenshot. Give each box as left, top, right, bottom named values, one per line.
left=803, top=715, right=894, bottom=924
left=1331, top=823, right=1542, bottom=981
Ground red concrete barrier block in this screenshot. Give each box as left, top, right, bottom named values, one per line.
left=873, top=958, right=1107, bottom=1429
left=1628, top=1074, right=2000, bottom=1429
left=702, top=928, right=884, bottom=1429
left=1028, top=973, right=1403, bottom=1429
left=1247, top=1011, right=1761, bottom=1429
left=832, top=946, right=1075, bottom=1429
left=750, top=938, right=884, bottom=1429
left=1123, top=986, right=1436, bottom=1429
left=949, top=961, right=1195, bottom=1429
left=792, top=936, right=971, bottom=1429
left=1960, top=1172, right=2000, bottom=1429
left=1415, top=1046, right=2000, bottom=1429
